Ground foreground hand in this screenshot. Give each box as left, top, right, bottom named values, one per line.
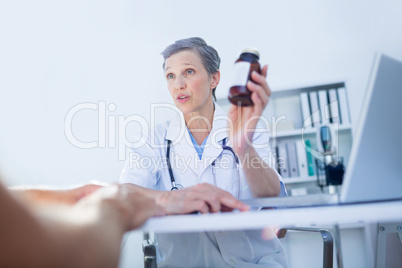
left=9, top=183, right=105, bottom=205
left=76, top=184, right=164, bottom=231
left=228, top=65, right=270, bottom=155
left=121, top=184, right=165, bottom=230
left=156, top=183, right=249, bottom=215
left=62, top=184, right=104, bottom=204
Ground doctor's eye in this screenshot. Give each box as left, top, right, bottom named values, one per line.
left=167, top=73, right=175, bottom=80
left=186, top=69, right=195, bottom=75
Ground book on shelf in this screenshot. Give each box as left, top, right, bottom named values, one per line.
left=272, top=146, right=278, bottom=173
left=305, top=140, right=315, bottom=176
left=328, top=89, right=340, bottom=124
left=337, top=87, right=351, bottom=125
left=295, top=139, right=309, bottom=178
left=300, top=92, right=312, bottom=129
left=287, top=142, right=299, bottom=177
left=277, top=143, right=290, bottom=178
left=309, top=91, right=321, bottom=127
left=318, top=89, right=330, bottom=125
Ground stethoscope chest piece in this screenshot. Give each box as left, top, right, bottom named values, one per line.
left=170, top=182, right=184, bottom=191
left=166, top=138, right=240, bottom=197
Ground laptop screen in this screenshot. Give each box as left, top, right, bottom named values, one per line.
left=340, top=53, right=402, bottom=203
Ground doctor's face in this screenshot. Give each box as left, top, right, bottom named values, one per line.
left=164, top=50, right=219, bottom=115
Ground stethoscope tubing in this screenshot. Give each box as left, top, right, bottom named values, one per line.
left=166, top=140, right=179, bottom=191
left=166, top=138, right=240, bottom=198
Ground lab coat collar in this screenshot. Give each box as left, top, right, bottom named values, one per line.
left=209, top=103, right=229, bottom=144
left=164, top=103, right=229, bottom=177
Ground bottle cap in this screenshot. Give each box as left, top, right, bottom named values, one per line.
left=240, top=48, right=260, bottom=58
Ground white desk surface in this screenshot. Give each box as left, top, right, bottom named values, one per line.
left=141, top=200, right=402, bottom=233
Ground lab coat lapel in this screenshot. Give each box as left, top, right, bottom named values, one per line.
left=199, top=104, right=229, bottom=174
left=165, top=113, right=199, bottom=176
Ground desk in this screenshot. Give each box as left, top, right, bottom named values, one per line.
left=136, top=200, right=402, bottom=268
left=141, top=200, right=402, bottom=233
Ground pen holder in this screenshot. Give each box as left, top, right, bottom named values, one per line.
left=316, top=157, right=345, bottom=192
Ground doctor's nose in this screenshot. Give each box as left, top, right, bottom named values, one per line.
left=174, top=76, right=186, bottom=90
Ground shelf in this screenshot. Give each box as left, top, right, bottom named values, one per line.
left=271, top=124, right=352, bottom=139
left=282, top=176, right=316, bottom=184
left=270, top=81, right=346, bottom=99
left=218, top=82, right=353, bottom=195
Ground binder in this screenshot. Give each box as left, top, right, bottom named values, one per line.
left=305, top=140, right=315, bottom=176
left=295, top=140, right=309, bottom=178
left=277, top=143, right=290, bottom=178
left=287, top=142, right=299, bottom=177
left=308, top=91, right=321, bottom=127
left=300, top=92, right=312, bottom=128
left=328, top=89, right=340, bottom=123
left=318, top=90, right=330, bottom=125
left=273, top=146, right=279, bottom=172
left=337, top=87, right=351, bottom=125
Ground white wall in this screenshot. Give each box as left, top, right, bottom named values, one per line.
left=1, top=0, right=401, bottom=267
left=1, top=0, right=402, bottom=186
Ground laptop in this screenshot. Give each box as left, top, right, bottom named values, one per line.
left=243, top=53, right=402, bottom=208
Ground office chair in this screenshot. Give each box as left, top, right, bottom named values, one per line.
left=277, top=227, right=335, bottom=268
left=143, top=227, right=335, bottom=268
left=376, top=222, right=402, bottom=268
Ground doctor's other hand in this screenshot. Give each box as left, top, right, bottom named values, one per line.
left=156, top=183, right=249, bottom=215
left=228, top=65, right=270, bottom=154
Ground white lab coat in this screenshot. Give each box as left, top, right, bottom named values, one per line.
left=120, top=103, right=288, bottom=268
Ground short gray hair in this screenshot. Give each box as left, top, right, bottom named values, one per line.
left=161, top=37, right=221, bottom=100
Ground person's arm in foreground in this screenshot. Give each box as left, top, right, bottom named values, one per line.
left=9, top=183, right=103, bottom=205
left=0, top=181, right=162, bottom=268
left=229, top=65, right=282, bottom=198
left=1, top=180, right=248, bottom=267
left=11, top=181, right=249, bottom=214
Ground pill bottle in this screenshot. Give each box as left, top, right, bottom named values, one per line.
left=228, top=48, right=261, bottom=106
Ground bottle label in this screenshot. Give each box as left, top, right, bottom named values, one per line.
left=229, top=62, right=250, bottom=87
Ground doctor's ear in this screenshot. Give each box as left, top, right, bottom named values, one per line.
left=210, top=70, right=220, bottom=89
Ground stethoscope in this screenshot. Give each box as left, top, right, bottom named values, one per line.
left=166, top=138, right=241, bottom=199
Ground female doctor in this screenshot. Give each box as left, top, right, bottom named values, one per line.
left=120, top=37, right=288, bottom=267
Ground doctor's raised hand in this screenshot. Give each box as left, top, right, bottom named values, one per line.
left=228, top=65, right=270, bottom=154
left=228, top=65, right=282, bottom=198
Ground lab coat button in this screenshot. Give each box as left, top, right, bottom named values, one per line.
left=229, top=259, right=235, bottom=266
